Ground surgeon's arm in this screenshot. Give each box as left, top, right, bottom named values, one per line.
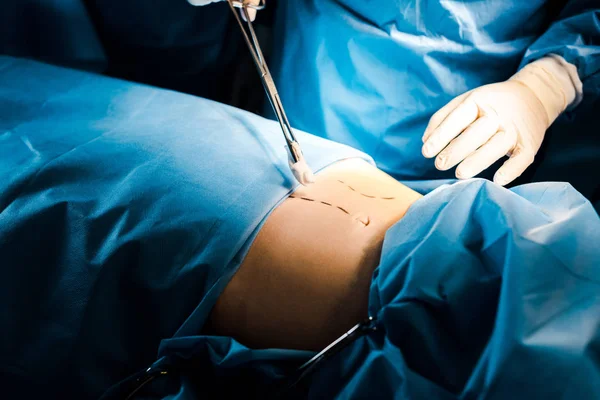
left=206, top=158, right=422, bottom=351
left=423, top=2, right=598, bottom=186
left=520, top=1, right=599, bottom=93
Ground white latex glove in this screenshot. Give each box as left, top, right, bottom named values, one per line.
left=422, top=55, right=582, bottom=186
left=187, top=0, right=260, bottom=22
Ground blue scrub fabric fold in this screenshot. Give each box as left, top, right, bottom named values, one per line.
left=1, top=55, right=599, bottom=400
left=0, top=56, right=370, bottom=399
left=116, top=179, right=600, bottom=400
left=269, top=0, right=600, bottom=208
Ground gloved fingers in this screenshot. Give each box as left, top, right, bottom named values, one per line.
left=187, top=0, right=259, bottom=21
left=187, top=0, right=219, bottom=5
left=422, top=99, right=479, bottom=158
left=493, top=147, right=535, bottom=186
left=241, top=8, right=256, bottom=22
left=455, top=130, right=516, bottom=179
left=434, top=116, right=499, bottom=171
left=422, top=93, right=469, bottom=143
left=241, top=0, right=261, bottom=21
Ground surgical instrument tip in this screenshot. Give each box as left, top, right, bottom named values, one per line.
left=288, top=142, right=315, bottom=186
left=227, top=0, right=314, bottom=186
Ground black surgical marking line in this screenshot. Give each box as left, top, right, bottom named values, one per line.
left=289, top=195, right=361, bottom=223
left=289, top=177, right=396, bottom=225
left=336, top=206, right=349, bottom=215
left=337, top=180, right=396, bottom=200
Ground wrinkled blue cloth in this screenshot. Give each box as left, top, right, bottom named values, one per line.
left=140, top=180, right=600, bottom=400
left=2, top=56, right=600, bottom=400
left=270, top=1, right=600, bottom=204
left=324, top=179, right=600, bottom=399
left=0, top=56, right=369, bottom=399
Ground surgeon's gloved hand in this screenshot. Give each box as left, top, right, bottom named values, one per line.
left=187, top=0, right=260, bottom=22
left=422, top=55, right=582, bottom=186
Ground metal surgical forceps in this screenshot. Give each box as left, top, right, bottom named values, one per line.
left=227, top=0, right=315, bottom=186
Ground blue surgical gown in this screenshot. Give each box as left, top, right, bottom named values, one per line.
left=1, top=56, right=600, bottom=400
left=128, top=180, right=600, bottom=400
left=270, top=1, right=600, bottom=205
left=0, top=0, right=238, bottom=101
left=0, top=55, right=369, bottom=399
left=0, top=0, right=106, bottom=72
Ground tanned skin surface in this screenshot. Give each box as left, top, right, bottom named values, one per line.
left=208, top=158, right=422, bottom=350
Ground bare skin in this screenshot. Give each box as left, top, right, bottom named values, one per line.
left=207, top=158, right=422, bottom=351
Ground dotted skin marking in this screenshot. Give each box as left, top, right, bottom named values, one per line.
left=337, top=180, right=396, bottom=200
left=288, top=181, right=393, bottom=227
left=290, top=195, right=350, bottom=215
